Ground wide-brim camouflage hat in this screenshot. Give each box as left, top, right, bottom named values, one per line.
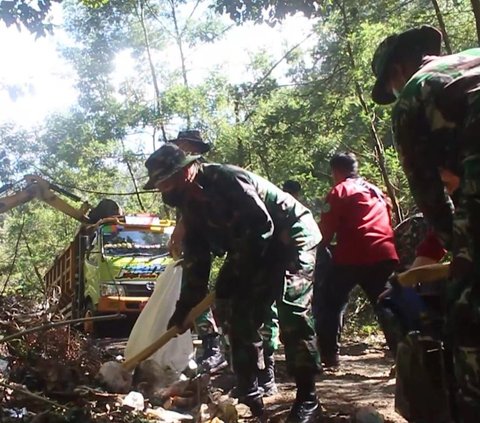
left=169, top=129, right=211, bottom=154
left=143, top=144, right=201, bottom=190
left=371, top=25, right=442, bottom=105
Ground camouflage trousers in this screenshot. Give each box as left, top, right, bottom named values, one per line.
left=449, top=114, right=480, bottom=421
left=195, top=308, right=219, bottom=337
left=448, top=281, right=480, bottom=423
left=229, top=248, right=320, bottom=379
left=195, top=304, right=280, bottom=353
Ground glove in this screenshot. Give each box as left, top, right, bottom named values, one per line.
left=377, top=272, right=401, bottom=303
left=167, top=301, right=193, bottom=334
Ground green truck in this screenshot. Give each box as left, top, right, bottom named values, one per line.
left=0, top=175, right=175, bottom=334
left=44, top=214, right=175, bottom=333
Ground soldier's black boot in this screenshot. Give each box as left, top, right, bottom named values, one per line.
left=198, top=334, right=228, bottom=374
left=237, top=374, right=265, bottom=418
left=286, top=370, right=319, bottom=423
left=258, top=351, right=278, bottom=396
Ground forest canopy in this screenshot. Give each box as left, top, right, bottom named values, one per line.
left=1, top=0, right=478, bottom=295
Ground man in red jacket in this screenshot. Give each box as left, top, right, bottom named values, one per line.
left=316, top=152, right=399, bottom=367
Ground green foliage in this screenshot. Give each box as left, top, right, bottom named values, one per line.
left=1, top=0, right=478, bottom=307
left=0, top=0, right=60, bottom=37
left=343, top=286, right=380, bottom=337
left=214, top=0, right=318, bottom=25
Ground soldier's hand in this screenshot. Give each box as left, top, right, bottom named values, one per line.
left=167, top=302, right=192, bottom=334
left=378, top=272, right=401, bottom=303
left=169, top=220, right=185, bottom=260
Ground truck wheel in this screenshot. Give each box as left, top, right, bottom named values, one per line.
left=83, top=301, right=96, bottom=336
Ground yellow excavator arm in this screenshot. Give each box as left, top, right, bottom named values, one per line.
left=0, top=175, right=91, bottom=223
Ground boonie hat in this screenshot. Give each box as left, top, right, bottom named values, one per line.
left=371, top=25, right=442, bottom=104
left=143, top=144, right=201, bottom=190
left=169, top=130, right=210, bottom=154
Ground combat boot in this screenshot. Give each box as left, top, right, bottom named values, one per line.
left=198, top=334, right=228, bottom=374
left=236, top=374, right=265, bottom=418
left=286, top=370, right=320, bottom=423
left=321, top=353, right=340, bottom=369
left=258, top=352, right=278, bottom=396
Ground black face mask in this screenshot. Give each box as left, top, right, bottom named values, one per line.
left=162, top=189, right=186, bottom=207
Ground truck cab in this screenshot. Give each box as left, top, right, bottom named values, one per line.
left=82, top=215, right=175, bottom=330
left=44, top=214, right=176, bottom=334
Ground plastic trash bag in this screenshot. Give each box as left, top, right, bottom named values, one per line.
left=125, top=262, right=193, bottom=381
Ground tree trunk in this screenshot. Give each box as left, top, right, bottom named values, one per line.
left=170, top=0, right=192, bottom=127
left=138, top=0, right=167, bottom=146
left=233, top=92, right=246, bottom=167
left=337, top=0, right=403, bottom=223
left=121, top=140, right=146, bottom=209
left=472, top=0, right=480, bottom=45
left=431, top=0, right=452, bottom=54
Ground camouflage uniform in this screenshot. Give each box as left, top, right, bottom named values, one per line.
left=166, top=163, right=322, bottom=398
left=391, top=48, right=480, bottom=422
left=260, top=304, right=280, bottom=354
left=196, top=305, right=280, bottom=357
left=392, top=214, right=454, bottom=422
left=394, top=213, right=430, bottom=271
left=195, top=309, right=219, bottom=336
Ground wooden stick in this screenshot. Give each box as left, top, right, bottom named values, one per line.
left=122, top=292, right=215, bottom=371
left=0, top=380, right=67, bottom=410
left=0, top=313, right=126, bottom=344
left=397, top=262, right=450, bottom=287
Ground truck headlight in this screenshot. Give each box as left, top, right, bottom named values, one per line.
left=100, top=283, right=125, bottom=297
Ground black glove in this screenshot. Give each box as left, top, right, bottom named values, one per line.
left=378, top=272, right=401, bottom=303
left=167, top=301, right=193, bottom=333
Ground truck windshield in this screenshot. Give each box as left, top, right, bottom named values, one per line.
left=102, top=225, right=171, bottom=257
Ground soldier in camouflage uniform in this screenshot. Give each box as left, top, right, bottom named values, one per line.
left=167, top=130, right=228, bottom=374
left=143, top=144, right=322, bottom=422
left=391, top=213, right=453, bottom=423
left=371, top=25, right=480, bottom=422
left=394, top=213, right=430, bottom=271
left=169, top=131, right=280, bottom=388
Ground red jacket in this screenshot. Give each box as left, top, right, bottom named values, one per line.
left=319, top=177, right=399, bottom=265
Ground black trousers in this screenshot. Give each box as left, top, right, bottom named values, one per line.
left=314, top=259, right=397, bottom=358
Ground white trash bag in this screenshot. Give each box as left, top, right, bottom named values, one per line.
left=124, top=262, right=193, bottom=383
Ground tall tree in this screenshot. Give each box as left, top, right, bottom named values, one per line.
left=472, top=0, right=480, bottom=45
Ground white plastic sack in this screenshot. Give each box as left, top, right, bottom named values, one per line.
left=124, top=262, right=193, bottom=378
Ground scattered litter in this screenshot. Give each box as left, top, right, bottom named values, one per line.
left=353, top=406, right=385, bottom=423
left=0, top=358, right=9, bottom=375
left=4, top=407, right=28, bottom=418
left=146, top=406, right=193, bottom=421
left=122, top=391, right=145, bottom=411
left=97, top=361, right=132, bottom=393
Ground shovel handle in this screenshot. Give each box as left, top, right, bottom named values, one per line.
left=122, top=292, right=215, bottom=371
left=397, top=263, right=450, bottom=287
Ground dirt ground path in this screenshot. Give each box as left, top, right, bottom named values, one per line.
left=99, top=335, right=407, bottom=422
left=209, top=336, right=407, bottom=423
left=263, top=340, right=406, bottom=422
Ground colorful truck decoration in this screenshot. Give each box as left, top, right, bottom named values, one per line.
left=44, top=214, right=175, bottom=333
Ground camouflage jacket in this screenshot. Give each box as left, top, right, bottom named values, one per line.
left=172, top=163, right=321, bottom=308
left=394, top=214, right=430, bottom=270
left=392, top=48, right=480, bottom=262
